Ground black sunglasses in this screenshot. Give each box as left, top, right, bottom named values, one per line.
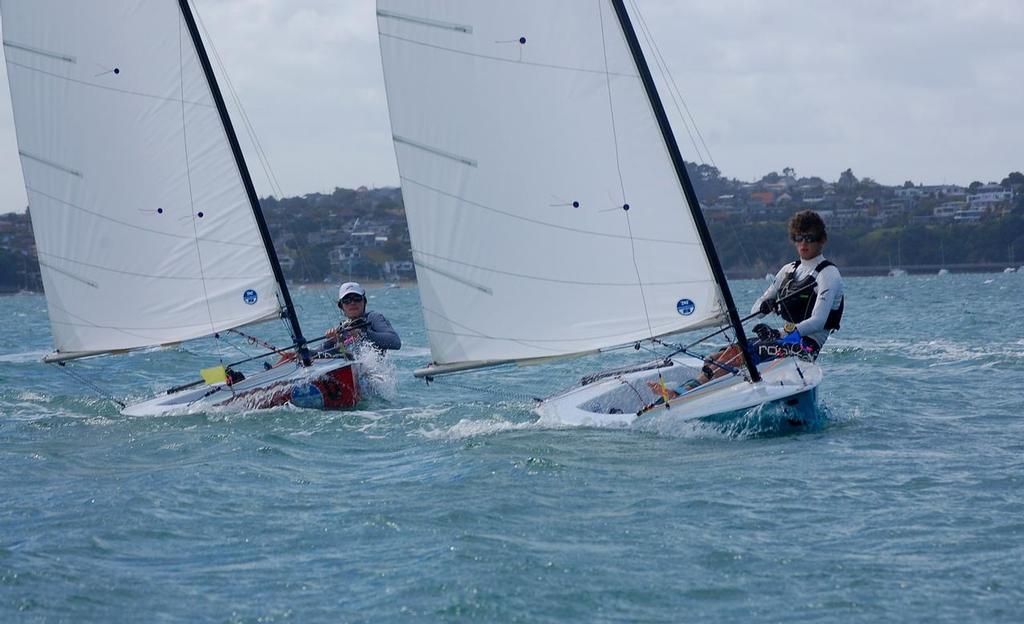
left=339, top=295, right=364, bottom=305
left=791, top=234, right=821, bottom=243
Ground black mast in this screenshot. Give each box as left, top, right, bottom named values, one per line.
left=609, top=0, right=761, bottom=382
left=177, top=0, right=310, bottom=365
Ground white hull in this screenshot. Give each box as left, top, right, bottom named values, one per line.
left=535, top=356, right=822, bottom=428
left=122, top=358, right=362, bottom=417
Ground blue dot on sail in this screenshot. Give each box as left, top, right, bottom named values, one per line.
left=676, top=298, right=695, bottom=316
left=243, top=289, right=258, bottom=305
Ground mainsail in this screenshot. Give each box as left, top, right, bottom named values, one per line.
left=1, top=0, right=292, bottom=361
left=378, top=0, right=743, bottom=373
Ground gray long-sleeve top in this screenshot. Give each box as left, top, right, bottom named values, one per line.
left=343, top=310, right=402, bottom=352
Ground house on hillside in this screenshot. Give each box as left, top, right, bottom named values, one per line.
left=954, top=207, right=985, bottom=222
left=383, top=260, right=415, bottom=279
left=307, top=229, right=341, bottom=245
left=329, top=245, right=360, bottom=270
left=933, top=202, right=965, bottom=219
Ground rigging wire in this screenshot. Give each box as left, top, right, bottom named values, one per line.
left=627, top=0, right=757, bottom=276
left=596, top=1, right=659, bottom=349
left=604, top=1, right=735, bottom=394
left=192, top=1, right=304, bottom=361
left=177, top=12, right=219, bottom=343
left=214, top=331, right=259, bottom=361
left=190, top=0, right=286, bottom=200
left=628, top=0, right=717, bottom=169
left=53, top=364, right=126, bottom=409
left=424, top=375, right=545, bottom=405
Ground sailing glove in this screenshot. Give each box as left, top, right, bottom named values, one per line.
left=752, top=323, right=781, bottom=342
left=341, top=318, right=369, bottom=331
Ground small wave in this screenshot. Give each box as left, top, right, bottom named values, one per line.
left=17, top=390, right=47, bottom=401
left=0, top=394, right=119, bottom=423
left=417, top=416, right=538, bottom=440
left=354, top=348, right=398, bottom=401
left=390, top=346, right=431, bottom=358
left=399, top=404, right=455, bottom=421
left=842, top=337, right=1024, bottom=367
left=634, top=400, right=830, bottom=439
left=0, top=350, right=49, bottom=363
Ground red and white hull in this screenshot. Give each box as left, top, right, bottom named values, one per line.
left=121, top=358, right=361, bottom=417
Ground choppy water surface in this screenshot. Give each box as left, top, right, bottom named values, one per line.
left=2, top=274, right=1022, bottom=622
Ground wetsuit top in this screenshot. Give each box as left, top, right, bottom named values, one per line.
left=343, top=310, right=402, bottom=352
left=751, top=254, right=844, bottom=348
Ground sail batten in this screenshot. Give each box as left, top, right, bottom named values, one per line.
left=2, top=39, right=76, bottom=63
left=379, top=0, right=725, bottom=369
left=393, top=136, right=477, bottom=167
left=377, top=9, right=474, bottom=34
left=1, top=0, right=286, bottom=356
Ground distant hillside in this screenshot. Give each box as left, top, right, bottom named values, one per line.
left=3, top=167, right=1023, bottom=291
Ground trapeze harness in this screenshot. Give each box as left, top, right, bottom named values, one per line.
left=775, top=259, right=844, bottom=335
left=691, top=260, right=846, bottom=393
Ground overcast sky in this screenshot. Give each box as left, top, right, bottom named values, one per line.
left=1, top=0, right=1022, bottom=213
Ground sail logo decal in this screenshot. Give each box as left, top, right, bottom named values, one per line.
left=676, top=299, right=695, bottom=316
left=243, top=289, right=258, bottom=305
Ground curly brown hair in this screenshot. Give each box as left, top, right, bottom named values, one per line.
left=788, top=210, right=827, bottom=241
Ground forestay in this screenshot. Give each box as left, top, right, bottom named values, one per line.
left=1, top=0, right=282, bottom=360
left=378, top=0, right=728, bottom=370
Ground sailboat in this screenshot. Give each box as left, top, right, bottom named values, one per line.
left=2, top=0, right=361, bottom=415
left=888, top=239, right=907, bottom=276
left=376, top=0, right=822, bottom=426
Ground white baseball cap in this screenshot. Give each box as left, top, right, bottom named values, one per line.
left=338, top=282, right=366, bottom=301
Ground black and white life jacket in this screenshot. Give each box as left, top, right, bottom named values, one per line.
left=776, top=260, right=844, bottom=331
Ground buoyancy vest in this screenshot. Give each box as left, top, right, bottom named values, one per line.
left=776, top=260, right=844, bottom=331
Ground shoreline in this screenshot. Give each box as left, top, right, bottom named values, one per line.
left=292, top=279, right=417, bottom=291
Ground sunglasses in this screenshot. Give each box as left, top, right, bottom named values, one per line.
left=339, top=295, right=364, bottom=305
left=791, top=234, right=821, bottom=243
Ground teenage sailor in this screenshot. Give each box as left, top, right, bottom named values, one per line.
left=649, top=210, right=844, bottom=398
left=750, top=209, right=844, bottom=358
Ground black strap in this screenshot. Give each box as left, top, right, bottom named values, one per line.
left=813, top=259, right=835, bottom=274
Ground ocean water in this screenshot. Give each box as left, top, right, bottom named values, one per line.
left=1, top=273, right=1022, bottom=622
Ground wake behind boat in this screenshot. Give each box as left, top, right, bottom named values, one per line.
left=1, top=0, right=367, bottom=415
left=377, top=0, right=832, bottom=426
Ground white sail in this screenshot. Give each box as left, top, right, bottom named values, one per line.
left=378, top=0, right=726, bottom=368
left=1, top=0, right=283, bottom=359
